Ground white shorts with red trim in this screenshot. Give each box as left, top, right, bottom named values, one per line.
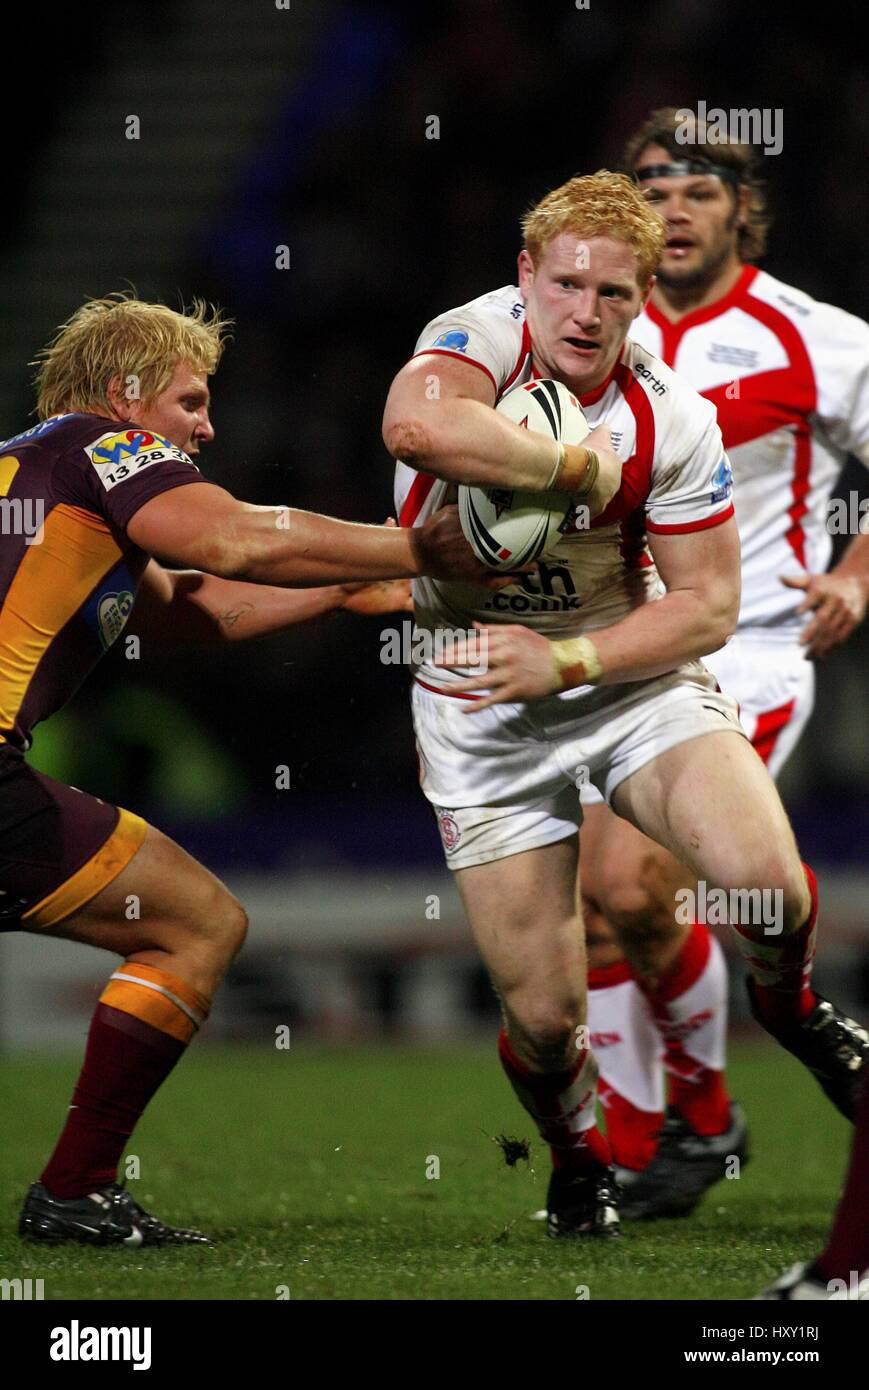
left=578, top=628, right=814, bottom=807
left=413, top=664, right=745, bottom=870
left=704, top=630, right=815, bottom=778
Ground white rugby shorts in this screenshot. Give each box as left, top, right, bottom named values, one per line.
left=579, top=630, right=814, bottom=808
left=705, top=630, right=815, bottom=775
left=413, top=663, right=745, bottom=870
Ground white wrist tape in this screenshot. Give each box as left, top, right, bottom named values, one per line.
left=550, top=636, right=603, bottom=688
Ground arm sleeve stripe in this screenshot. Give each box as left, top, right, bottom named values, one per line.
left=646, top=502, right=735, bottom=535
left=408, top=350, right=498, bottom=392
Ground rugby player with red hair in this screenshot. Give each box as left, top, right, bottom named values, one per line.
left=385, top=169, right=866, bottom=1239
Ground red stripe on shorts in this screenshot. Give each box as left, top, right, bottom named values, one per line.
left=414, top=677, right=484, bottom=701
left=752, top=699, right=796, bottom=765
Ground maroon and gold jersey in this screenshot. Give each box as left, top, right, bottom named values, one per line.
left=0, top=412, right=202, bottom=751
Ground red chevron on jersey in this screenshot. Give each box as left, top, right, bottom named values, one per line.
left=394, top=284, right=734, bottom=688
left=633, top=265, right=869, bottom=628
left=589, top=359, right=656, bottom=528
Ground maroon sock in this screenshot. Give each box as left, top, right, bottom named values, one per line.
left=40, top=963, right=208, bottom=1199
left=814, top=1074, right=869, bottom=1285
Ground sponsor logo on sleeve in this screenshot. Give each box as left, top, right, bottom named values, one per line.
left=82, top=561, right=137, bottom=650
left=710, top=456, right=733, bottom=503
left=84, top=429, right=195, bottom=490
left=775, top=292, right=811, bottom=317
left=432, top=330, right=470, bottom=352
left=634, top=361, right=667, bottom=395
left=96, top=590, right=135, bottom=650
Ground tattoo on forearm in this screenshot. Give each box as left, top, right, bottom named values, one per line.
left=219, top=602, right=255, bottom=629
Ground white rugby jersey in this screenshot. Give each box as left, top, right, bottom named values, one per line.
left=630, top=265, right=869, bottom=631
left=394, top=285, right=734, bottom=693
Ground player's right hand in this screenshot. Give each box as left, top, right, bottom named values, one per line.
left=434, top=622, right=561, bottom=708
left=412, top=504, right=525, bottom=589
left=566, top=424, right=622, bottom=516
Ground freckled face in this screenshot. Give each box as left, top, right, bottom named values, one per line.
left=518, top=233, right=651, bottom=393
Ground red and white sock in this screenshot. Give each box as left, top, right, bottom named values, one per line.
left=497, top=1028, right=611, bottom=1173
left=730, top=861, right=818, bottom=1029
left=638, top=922, right=732, bottom=1136
left=587, top=961, right=664, bottom=1171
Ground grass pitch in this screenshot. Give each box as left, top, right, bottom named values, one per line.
left=0, top=1042, right=850, bottom=1300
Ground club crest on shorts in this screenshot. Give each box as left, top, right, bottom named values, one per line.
left=435, top=808, right=461, bottom=852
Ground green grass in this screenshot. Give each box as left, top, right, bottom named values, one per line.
left=0, top=1042, right=851, bottom=1300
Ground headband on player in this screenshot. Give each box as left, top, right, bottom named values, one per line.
left=633, top=161, right=741, bottom=189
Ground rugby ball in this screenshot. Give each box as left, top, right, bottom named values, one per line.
left=458, top=379, right=589, bottom=570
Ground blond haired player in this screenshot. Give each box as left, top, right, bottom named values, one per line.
left=5, top=293, right=496, bottom=1247
left=384, top=171, right=867, bottom=1239
left=568, top=112, right=869, bottom=1221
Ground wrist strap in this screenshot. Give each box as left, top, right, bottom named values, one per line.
left=545, top=441, right=566, bottom=491
left=572, top=449, right=600, bottom=499
left=550, top=636, right=603, bottom=689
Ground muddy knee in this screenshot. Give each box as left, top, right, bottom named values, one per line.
left=503, top=995, right=583, bottom=1071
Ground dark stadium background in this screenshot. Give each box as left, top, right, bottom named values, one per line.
left=1, top=0, right=866, bottom=1043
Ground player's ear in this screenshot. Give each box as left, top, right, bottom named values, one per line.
left=517, top=249, right=534, bottom=294
left=635, top=273, right=656, bottom=317
left=105, top=375, right=134, bottom=421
